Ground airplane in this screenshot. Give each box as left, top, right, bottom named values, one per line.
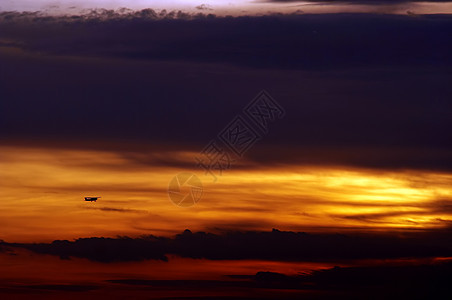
left=84, top=197, right=101, bottom=202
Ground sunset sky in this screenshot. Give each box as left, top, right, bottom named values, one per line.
left=1, top=0, right=452, bottom=299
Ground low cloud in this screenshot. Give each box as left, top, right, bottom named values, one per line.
left=4, top=229, right=452, bottom=262
left=5, top=236, right=169, bottom=262
left=21, top=284, right=99, bottom=292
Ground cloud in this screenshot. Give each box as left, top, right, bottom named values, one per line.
left=103, top=261, right=452, bottom=298
left=4, top=229, right=452, bottom=262
left=263, top=0, right=452, bottom=3
left=0, top=12, right=451, bottom=69
left=4, top=236, right=169, bottom=262
left=251, top=262, right=452, bottom=297
left=196, top=4, right=214, bottom=11
left=333, top=199, right=452, bottom=224
left=21, top=284, right=99, bottom=292
left=0, top=9, right=202, bottom=22
left=1, top=12, right=451, bottom=173
left=4, top=262, right=452, bottom=298
left=303, top=262, right=452, bottom=299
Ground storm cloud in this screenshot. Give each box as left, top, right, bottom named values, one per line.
left=1, top=12, right=451, bottom=69
left=1, top=12, right=451, bottom=172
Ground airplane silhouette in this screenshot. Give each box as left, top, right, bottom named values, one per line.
left=84, top=197, right=101, bottom=202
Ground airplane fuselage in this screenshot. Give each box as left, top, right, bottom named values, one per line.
left=84, top=197, right=100, bottom=202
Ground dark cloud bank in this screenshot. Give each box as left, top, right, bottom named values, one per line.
left=3, top=229, right=452, bottom=298
left=3, top=229, right=452, bottom=262
left=1, top=12, right=451, bottom=172
left=107, top=264, right=452, bottom=299
left=1, top=11, right=451, bottom=69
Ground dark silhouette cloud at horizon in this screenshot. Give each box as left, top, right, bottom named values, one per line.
left=3, top=229, right=452, bottom=263
left=106, top=263, right=452, bottom=299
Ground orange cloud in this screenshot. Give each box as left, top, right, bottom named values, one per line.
left=1, top=145, right=451, bottom=242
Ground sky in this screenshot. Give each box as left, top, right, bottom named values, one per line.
left=1, top=0, right=452, bottom=299
left=2, top=0, right=452, bottom=14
